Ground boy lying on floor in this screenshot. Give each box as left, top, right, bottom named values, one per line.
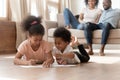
left=52, top=27, right=90, bottom=65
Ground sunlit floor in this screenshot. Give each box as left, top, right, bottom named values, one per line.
left=0, top=49, right=120, bottom=80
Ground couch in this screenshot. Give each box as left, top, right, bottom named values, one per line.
left=45, top=13, right=120, bottom=44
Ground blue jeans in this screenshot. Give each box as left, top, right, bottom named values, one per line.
left=63, top=8, right=84, bottom=30
left=84, top=22, right=114, bottom=44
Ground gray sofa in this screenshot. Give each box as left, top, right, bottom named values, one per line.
left=45, top=13, right=120, bottom=44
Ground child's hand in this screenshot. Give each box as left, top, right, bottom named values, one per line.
left=28, top=59, right=38, bottom=65
left=55, top=53, right=62, bottom=60
left=55, top=54, right=67, bottom=65
left=42, top=51, right=54, bottom=68
left=56, top=59, right=67, bottom=65
left=42, top=60, right=52, bottom=68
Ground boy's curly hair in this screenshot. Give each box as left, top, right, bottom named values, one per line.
left=53, top=27, right=71, bottom=43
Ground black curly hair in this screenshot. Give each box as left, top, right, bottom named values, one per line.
left=22, top=15, right=45, bottom=36
left=85, top=0, right=99, bottom=7
left=53, top=27, right=71, bottom=43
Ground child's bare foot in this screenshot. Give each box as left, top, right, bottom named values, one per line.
left=70, top=36, right=79, bottom=47
left=66, top=26, right=70, bottom=29
left=88, top=50, right=94, bottom=55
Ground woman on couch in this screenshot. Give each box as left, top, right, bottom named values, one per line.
left=63, top=0, right=102, bottom=29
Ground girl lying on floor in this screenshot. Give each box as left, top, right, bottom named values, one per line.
left=14, top=15, right=54, bottom=68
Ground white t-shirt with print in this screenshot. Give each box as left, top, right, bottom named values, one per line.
left=52, top=45, right=80, bottom=64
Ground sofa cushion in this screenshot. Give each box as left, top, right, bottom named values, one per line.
left=69, top=29, right=120, bottom=39
left=69, top=29, right=85, bottom=38
left=48, top=28, right=85, bottom=39
left=48, top=28, right=56, bottom=37
left=48, top=28, right=120, bottom=39
left=93, top=29, right=120, bottom=39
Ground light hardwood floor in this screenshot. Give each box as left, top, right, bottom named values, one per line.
left=0, top=49, right=120, bottom=80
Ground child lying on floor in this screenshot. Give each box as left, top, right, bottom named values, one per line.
left=14, top=15, right=54, bottom=68
left=52, top=27, right=90, bottom=65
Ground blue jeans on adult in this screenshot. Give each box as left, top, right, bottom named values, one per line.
left=63, top=8, right=84, bottom=30
left=84, top=22, right=114, bottom=45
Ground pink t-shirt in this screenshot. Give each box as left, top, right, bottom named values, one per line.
left=17, top=39, right=52, bottom=62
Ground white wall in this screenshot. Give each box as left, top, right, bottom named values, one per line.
left=111, top=0, right=120, bottom=9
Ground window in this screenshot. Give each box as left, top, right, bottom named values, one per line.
left=0, top=0, right=7, bottom=19
left=47, top=0, right=58, bottom=21
left=31, top=1, right=38, bottom=17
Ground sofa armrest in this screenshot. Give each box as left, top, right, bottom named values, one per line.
left=44, top=20, right=58, bottom=41
left=45, top=20, right=58, bottom=30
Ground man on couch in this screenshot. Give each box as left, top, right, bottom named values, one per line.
left=84, top=0, right=120, bottom=56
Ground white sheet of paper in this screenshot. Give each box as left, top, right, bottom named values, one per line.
left=20, top=64, right=76, bottom=68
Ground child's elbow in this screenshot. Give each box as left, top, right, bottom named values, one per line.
left=50, top=57, right=54, bottom=64
left=13, top=58, right=19, bottom=65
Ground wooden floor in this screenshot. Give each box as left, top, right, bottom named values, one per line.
left=0, top=49, right=120, bottom=80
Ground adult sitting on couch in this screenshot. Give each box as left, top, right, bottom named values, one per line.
left=84, top=0, right=120, bottom=56
left=63, top=0, right=102, bottom=29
